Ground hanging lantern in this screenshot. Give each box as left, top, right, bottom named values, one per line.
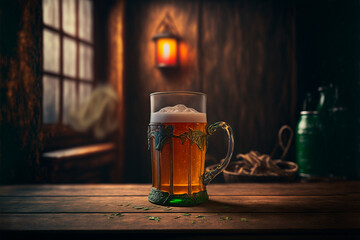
left=152, top=14, right=180, bottom=68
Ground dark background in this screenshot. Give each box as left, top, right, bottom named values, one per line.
left=0, top=0, right=358, bottom=184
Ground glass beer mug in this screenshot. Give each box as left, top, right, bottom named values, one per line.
left=148, top=91, right=234, bottom=206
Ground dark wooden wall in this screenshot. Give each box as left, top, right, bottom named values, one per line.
left=123, top=0, right=297, bottom=182
left=0, top=0, right=357, bottom=183
left=0, top=0, right=43, bottom=183
left=107, top=0, right=126, bottom=182
left=124, top=0, right=201, bottom=182
left=201, top=0, right=296, bottom=164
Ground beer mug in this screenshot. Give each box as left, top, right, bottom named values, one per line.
left=148, top=91, right=234, bottom=206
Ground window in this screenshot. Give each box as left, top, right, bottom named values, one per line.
left=42, top=0, right=94, bottom=125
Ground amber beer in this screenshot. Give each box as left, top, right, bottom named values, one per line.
left=148, top=92, right=234, bottom=206
left=149, top=110, right=207, bottom=195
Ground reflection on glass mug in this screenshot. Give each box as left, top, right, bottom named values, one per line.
left=148, top=91, right=234, bottom=206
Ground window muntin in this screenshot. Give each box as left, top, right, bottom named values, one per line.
left=42, top=0, right=94, bottom=124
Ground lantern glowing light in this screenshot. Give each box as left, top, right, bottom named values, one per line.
left=155, top=38, right=177, bottom=67
left=152, top=14, right=180, bottom=68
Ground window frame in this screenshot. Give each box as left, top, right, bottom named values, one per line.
left=42, top=0, right=97, bottom=151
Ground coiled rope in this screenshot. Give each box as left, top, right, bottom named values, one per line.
left=232, top=125, right=298, bottom=176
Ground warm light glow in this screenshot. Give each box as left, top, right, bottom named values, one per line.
left=163, top=43, right=170, bottom=59
left=156, top=38, right=177, bottom=66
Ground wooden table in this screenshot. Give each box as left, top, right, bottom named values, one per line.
left=0, top=182, right=359, bottom=239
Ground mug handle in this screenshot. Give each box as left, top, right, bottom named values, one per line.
left=202, top=122, right=234, bottom=185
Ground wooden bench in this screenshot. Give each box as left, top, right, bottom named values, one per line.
left=42, top=143, right=116, bottom=183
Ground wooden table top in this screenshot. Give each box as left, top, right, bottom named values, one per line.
left=0, top=182, right=359, bottom=239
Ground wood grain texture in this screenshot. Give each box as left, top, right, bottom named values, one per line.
left=44, top=153, right=117, bottom=183
left=107, top=0, right=126, bottom=182
left=124, top=0, right=200, bottom=182
left=123, top=0, right=297, bottom=182
left=201, top=0, right=296, bottom=160
left=0, top=183, right=358, bottom=237
left=0, top=195, right=355, bottom=213
left=0, top=182, right=358, bottom=196
left=0, top=213, right=358, bottom=231
left=0, top=0, right=43, bottom=183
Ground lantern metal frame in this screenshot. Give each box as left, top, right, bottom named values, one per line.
left=152, top=13, right=181, bottom=69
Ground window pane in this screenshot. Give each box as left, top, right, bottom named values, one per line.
left=43, top=0, right=59, bottom=28
left=79, top=83, right=92, bottom=107
left=63, top=79, right=77, bottom=124
left=62, top=0, right=76, bottom=35
left=43, top=75, right=59, bottom=123
left=79, top=0, right=93, bottom=42
left=43, top=29, right=60, bottom=73
left=63, top=37, right=77, bottom=78
left=79, top=43, right=93, bottom=80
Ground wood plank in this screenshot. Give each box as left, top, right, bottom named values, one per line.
left=106, top=0, right=126, bottom=183
left=0, top=0, right=42, bottom=184
left=208, top=182, right=359, bottom=196
left=0, top=182, right=357, bottom=197
left=0, top=196, right=355, bottom=214
left=201, top=0, right=297, bottom=160
left=42, top=143, right=115, bottom=159
left=0, top=184, right=150, bottom=196
left=0, top=212, right=358, bottom=231
left=123, top=0, right=200, bottom=182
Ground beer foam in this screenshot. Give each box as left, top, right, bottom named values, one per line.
left=151, top=104, right=206, bottom=123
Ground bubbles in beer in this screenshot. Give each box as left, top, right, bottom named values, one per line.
left=159, top=104, right=198, bottom=113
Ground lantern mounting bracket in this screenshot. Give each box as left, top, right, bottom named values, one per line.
left=153, top=13, right=180, bottom=40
